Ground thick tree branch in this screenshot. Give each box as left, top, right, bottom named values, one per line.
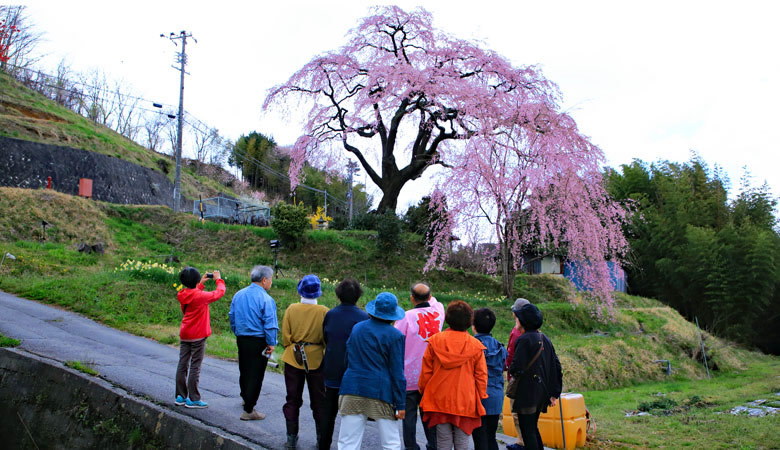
left=342, top=138, right=383, bottom=189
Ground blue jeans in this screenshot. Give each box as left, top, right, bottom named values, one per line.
left=403, top=390, right=437, bottom=450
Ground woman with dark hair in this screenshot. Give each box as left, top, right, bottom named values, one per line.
left=174, top=267, right=225, bottom=409
left=320, top=279, right=369, bottom=450
left=508, top=303, right=562, bottom=450
left=419, top=301, right=488, bottom=450
left=337, top=292, right=406, bottom=449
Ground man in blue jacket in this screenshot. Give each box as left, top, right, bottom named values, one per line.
left=229, top=265, right=279, bottom=421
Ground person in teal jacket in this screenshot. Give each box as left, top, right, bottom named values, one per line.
left=337, top=292, right=407, bottom=449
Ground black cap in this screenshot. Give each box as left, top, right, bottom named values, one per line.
left=514, top=303, right=543, bottom=331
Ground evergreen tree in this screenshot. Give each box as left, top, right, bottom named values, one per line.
left=607, top=156, right=779, bottom=353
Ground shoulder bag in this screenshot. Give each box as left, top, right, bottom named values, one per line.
left=506, top=335, right=544, bottom=399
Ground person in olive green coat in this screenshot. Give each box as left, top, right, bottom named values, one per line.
left=282, top=274, right=329, bottom=449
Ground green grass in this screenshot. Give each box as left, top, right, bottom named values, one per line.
left=0, top=333, right=21, bottom=347
left=582, top=357, right=780, bottom=448
left=65, top=360, right=99, bottom=376
left=189, top=220, right=277, bottom=240
left=308, top=229, right=368, bottom=252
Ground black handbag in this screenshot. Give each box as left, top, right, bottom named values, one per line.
left=506, top=337, right=544, bottom=399
left=293, top=343, right=310, bottom=373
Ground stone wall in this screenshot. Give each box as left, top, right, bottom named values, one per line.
left=0, top=136, right=190, bottom=209
left=0, top=348, right=256, bottom=449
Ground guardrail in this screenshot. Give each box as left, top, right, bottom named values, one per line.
left=193, top=196, right=270, bottom=226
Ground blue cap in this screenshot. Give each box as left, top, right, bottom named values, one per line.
left=365, top=292, right=405, bottom=321
left=297, top=274, right=322, bottom=299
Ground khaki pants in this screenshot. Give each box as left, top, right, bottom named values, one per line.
left=509, top=398, right=524, bottom=445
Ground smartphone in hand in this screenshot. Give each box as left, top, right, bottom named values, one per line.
left=205, top=273, right=214, bottom=279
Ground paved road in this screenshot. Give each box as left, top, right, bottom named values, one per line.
left=0, top=290, right=519, bottom=449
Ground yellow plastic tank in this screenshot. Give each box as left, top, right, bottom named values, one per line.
left=501, top=396, right=518, bottom=437
left=501, top=394, right=587, bottom=449
left=538, top=393, right=588, bottom=449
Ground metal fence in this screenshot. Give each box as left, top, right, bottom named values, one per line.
left=193, top=196, right=270, bottom=226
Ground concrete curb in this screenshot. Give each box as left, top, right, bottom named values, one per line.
left=0, top=347, right=263, bottom=449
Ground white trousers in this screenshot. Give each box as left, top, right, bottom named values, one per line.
left=337, top=413, right=402, bottom=450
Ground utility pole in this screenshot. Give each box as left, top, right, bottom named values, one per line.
left=346, top=161, right=360, bottom=226
left=161, top=30, right=196, bottom=212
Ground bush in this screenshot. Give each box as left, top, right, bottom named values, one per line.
left=376, top=210, right=402, bottom=251
left=329, top=211, right=350, bottom=230
left=352, top=212, right=377, bottom=230
left=271, top=201, right=309, bottom=249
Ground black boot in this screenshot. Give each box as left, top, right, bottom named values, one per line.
left=286, top=421, right=299, bottom=450
left=315, top=421, right=322, bottom=449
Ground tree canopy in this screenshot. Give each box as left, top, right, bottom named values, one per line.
left=265, top=6, right=629, bottom=309
left=264, top=6, right=565, bottom=213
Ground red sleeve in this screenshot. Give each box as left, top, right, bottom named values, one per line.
left=191, top=280, right=226, bottom=306
left=207, top=279, right=226, bottom=303
left=505, top=331, right=516, bottom=371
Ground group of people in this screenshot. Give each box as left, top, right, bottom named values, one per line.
left=173, top=264, right=562, bottom=450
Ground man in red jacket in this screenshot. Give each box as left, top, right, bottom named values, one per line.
left=175, top=267, right=225, bottom=408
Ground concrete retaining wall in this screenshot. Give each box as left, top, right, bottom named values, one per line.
left=0, top=348, right=257, bottom=449
left=0, top=136, right=190, bottom=209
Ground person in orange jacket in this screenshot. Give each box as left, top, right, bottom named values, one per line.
left=175, top=267, right=226, bottom=409
left=418, top=301, right=488, bottom=450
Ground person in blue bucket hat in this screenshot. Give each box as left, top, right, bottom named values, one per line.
left=297, top=274, right=322, bottom=299
left=337, top=292, right=407, bottom=449
left=282, top=274, right=329, bottom=449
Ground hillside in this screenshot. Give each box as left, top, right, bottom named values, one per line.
left=0, top=187, right=765, bottom=387
left=0, top=187, right=777, bottom=448
left=0, top=70, right=236, bottom=200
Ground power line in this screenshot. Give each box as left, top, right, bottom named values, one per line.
left=3, top=62, right=177, bottom=109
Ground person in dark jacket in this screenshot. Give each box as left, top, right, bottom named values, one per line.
left=508, top=304, right=562, bottom=450
left=320, top=279, right=369, bottom=450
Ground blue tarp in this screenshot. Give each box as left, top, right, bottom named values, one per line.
left=564, top=260, right=626, bottom=293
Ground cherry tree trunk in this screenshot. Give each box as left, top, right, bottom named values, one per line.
left=376, top=180, right=404, bottom=214
left=500, top=240, right=516, bottom=298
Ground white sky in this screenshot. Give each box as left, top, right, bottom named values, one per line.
left=21, top=0, right=780, bottom=212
